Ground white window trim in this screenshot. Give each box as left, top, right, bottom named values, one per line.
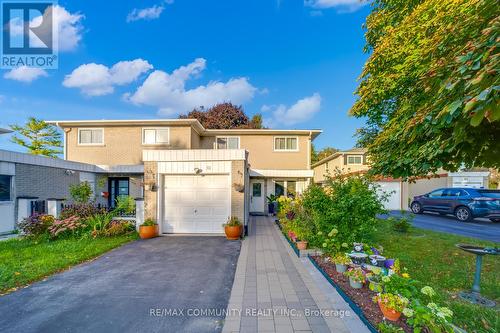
left=273, top=136, right=299, bottom=152
left=347, top=155, right=363, bottom=165
left=142, top=127, right=170, bottom=145
left=215, top=136, right=240, bottom=149
left=77, top=128, right=104, bottom=146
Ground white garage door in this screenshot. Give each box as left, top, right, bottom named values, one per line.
left=162, top=175, right=230, bottom=234
left=376, top=182, right=401, bottom=211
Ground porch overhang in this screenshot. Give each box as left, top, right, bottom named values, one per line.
left=249, top=169, right=314, bottom=178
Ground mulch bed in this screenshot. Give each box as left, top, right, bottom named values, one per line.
left=310, top=255, right=412, bottom=333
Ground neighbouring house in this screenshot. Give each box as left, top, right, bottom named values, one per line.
left=48, top=119, right=322, bottom=234
left=312, top=149, right=490, bottom=211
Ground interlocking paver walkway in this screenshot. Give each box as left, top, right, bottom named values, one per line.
left=222, top=216, right=370, bottom=333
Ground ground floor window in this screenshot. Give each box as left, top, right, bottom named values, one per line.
left=274, top=180, right=297, bottom=198
left=0, top=175, right=12, bottom=201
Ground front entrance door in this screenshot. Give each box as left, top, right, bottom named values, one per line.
left=108, top=177, right=129, bottom=208
left=250, top=180, right=265, bottom=213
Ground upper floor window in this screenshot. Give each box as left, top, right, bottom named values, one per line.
left=143, top=128, right=169, bottom=145
left=216, top=136, right=240, bottom=149
left=78, top=128, right=103, bottom=145
left=274, top=136, right=298, bottom=151
left=347, top=155, right=363, bottom=165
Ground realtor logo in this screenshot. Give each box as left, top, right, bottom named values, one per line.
left=1, top=1, right=58, bottom=69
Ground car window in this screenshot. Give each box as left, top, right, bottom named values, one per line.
left=428, top=189, right=444, bottom=198
left=477, top=190, right=500, bottom=198
left=443, top=189, right=462, bottom=197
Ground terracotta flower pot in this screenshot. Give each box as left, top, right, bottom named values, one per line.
left=296, top=241, right=308, bottom=250
left=225, top=225, right=242, bottom=240
left=139, top=225, right=158, bottom=239
left=378, top=300, right=402, bottom=321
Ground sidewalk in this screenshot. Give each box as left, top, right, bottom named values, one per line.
left=222, top=215, right=370, bottom=333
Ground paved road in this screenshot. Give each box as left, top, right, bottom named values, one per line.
left=380, top=210, right=500, bottom=243
left=0, top=236, right=241, bottom=333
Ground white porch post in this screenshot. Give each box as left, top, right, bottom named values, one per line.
left=135, top=198, right=144, bottom=231
left=47, top=199, right=64, bottom=218
left=17, top=197, right=38, bottom=224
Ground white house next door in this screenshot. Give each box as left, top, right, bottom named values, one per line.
left=250, top=179, right=265, bottom=213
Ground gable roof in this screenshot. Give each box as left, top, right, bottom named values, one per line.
left=311, top=148, right=367, bottom=168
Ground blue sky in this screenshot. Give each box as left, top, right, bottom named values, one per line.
left=0, top=0, right=370, bottom=152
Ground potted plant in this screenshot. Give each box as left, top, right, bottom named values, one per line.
left=332, top=253, right=351, bottom=273
left=344, top=267, right=365, bottom=289
left=139, top=219, right=158, bottom=239
left=373, top=293, right=409, bottom=321
left=366, top=271, right=383, bottom=292
left=223, top=216, right=242, bottom=240
left=296, top=239, right=308, bottom=250
left=266, top=194, right=278, bottom=215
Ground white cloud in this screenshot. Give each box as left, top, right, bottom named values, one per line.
left=63, top=59, right=153, bottom=96
left=9, top=5, right=84, bottom=52
left=304, top=0, right=368, bottom=12
left=4, top=66, right=48, bottom=83
left=125, top=58, right=257, bottom=116
left=127, top=4, right=165, bottom=22
left=263, top=93, right=321, bottom=126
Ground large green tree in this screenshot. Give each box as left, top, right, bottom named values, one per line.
left=10, top=117, right=62, bottom=157
left=179, top=102, right=264, bottom=129
left=351, top=0, right=499, bottom=178
left=311, top=145, right=339, bottom=164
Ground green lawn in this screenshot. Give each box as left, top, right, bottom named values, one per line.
left=369, top=220, right=499, bottom=333
left=0, top=234, right=137, bottom=295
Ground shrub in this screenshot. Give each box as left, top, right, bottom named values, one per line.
left=17, top=214, right=54, bottom=237
left=85, top=212, right=114, bottom=238
left=114, top=196, right=135, bottom=215
left=302, top=174, right=386, bottom=250
left=48, top=216, right=86, bottom=239
left=59, top=203, right=106, bottom=220
left=69, top=181, right=93, bottom=203
left=391, top=211, right=413, bottom=233
left=104, top=220, right=135, bottom=237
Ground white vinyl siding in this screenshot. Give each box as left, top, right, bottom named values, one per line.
left=274, top=136, right=298, bottom=151
left=78, top=128, right=104, bottom=145
left=142, top=128, right=169, bottom=145
left=347, top=155, right=363, bottom=165
left=216, top=136, right=240, bottom=149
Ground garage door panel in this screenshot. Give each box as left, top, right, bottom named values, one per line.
left=376, top=181, right=401, bottom=210
left=162, top=175, right=230, bottom=234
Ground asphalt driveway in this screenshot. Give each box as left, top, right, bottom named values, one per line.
left=0, top=236, right=241, bottom=333
left=381, top=210, right=500, bottom=242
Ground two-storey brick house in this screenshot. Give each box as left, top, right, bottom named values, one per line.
left=49, top=119, right=321, bottom=234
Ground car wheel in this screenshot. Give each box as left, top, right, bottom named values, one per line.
left=490, top=218, right=500, bottom=223
left=455, top=206, right=473, bottom=222
left=410, top=202, right=422, bottom=214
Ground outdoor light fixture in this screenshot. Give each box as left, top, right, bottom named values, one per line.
left=65, top=169, right=75, bottom=175
left=194, top=167, right=203, bottom=174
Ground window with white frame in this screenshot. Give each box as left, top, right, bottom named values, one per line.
left=78, top=128, right=103, bottom=145
left=216, top=137, right=239, bottom=149
left=347, top=155, right=363, bottom=165
left=142, top=128, right=169, bottom=145
left=274, top=137, right=298, bottom=151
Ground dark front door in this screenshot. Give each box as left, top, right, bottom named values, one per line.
left=108, top=177, right=130, bottom=208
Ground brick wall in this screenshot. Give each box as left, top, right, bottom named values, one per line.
left=231, top=160, right=246, bottom=224
left=144, top=161, right=158, bottom=221
left=15, top=163, right=81, bottom=200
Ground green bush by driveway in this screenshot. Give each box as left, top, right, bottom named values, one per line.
left=0, top=234, right=137, bottom=295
